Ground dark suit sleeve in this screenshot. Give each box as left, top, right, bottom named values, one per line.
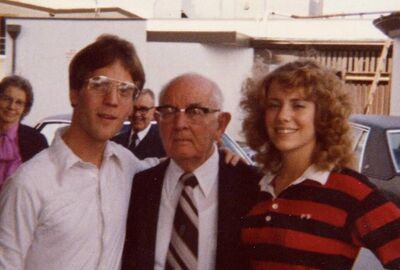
left=122, top=161, right=169, bottom=270
left=122, top=172, right=142, bottom=270
left=111, top=131, right=130, bottom=147
left=216, top=153, right=262, bottom=270
left=18, top=124, right=49, bottom=162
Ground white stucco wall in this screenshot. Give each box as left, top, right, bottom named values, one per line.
left=145, top=42, right=254, bottom=140
left=4, top=18, right=147, bottom=128
left=4, top=18, right=254, bottom=140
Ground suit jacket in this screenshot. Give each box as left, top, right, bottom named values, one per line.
left=18, top=124, right=48, bottom=162
left=112, top=124, right=166, bottom=159
left=121, top=152, right=261, bottom=270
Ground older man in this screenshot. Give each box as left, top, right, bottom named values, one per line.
left=122, top=73, right=261, bottom=270
left=0, top=35, right=158, bottom=270
left=112, top=88, right=166, bottom=159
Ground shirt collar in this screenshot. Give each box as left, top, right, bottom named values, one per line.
left=130, top=123, right=152, bottom=142
left=50, top=127, right=124, bottom=180
left=167, top=145, right=219, bottom=198
left=259, top=164, right=331, bottom=194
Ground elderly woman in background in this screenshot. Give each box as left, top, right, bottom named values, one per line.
left=240, top=60, right=400, bottom=269
left=0, top=75, right=48, bottom=189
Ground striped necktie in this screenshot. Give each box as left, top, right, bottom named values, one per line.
left=166, top=173, right=199, bottom=270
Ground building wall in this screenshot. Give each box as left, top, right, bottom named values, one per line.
left=4, top=18, right=253, bottom=141
left=4, top=18, right=147, bottom=128
left=145, top=42, right=253, bottom=139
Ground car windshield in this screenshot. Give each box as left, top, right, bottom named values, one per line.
left=38, top=122, right=70, bottom=143
left=387, top=130, right=400, bottom=173
left=35, top=117, right=253, bottom=164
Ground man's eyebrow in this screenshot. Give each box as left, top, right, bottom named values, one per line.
left=186, top=103, right=205, bottom=107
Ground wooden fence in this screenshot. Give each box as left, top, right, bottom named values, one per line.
left=308, top=47, right=392, bottom=115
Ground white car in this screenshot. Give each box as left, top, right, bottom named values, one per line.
left=35, top=114, right=254, bottom=165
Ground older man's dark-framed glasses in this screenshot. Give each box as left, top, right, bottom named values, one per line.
left=86, top=76, right=141, bottom=100
left=156, top=105, right=220, bottom=122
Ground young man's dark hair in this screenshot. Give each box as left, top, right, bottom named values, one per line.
left=69, top=34, right=145, bottom=92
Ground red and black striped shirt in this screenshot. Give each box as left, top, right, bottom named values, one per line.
left=241, top=168, right=400, bottom=269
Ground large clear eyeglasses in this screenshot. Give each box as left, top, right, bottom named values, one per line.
left=86, top=76, right=141, bottom=100
left=156, top=105, right=220, bottom=122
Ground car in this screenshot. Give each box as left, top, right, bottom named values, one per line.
left=349, top=114, right=400, bottom=270
left=34, top=114, right=131, bottom=143
left=34, top=114, right=254, bottom=165
left=350, top=114, right=400, bottom=206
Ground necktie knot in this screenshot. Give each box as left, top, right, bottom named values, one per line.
left=180, top=173, right=198, bottom=188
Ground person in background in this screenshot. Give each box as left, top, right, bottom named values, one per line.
left=122, top=73, right=261, bottom=270
left=0, top=75, right=48, bottom=189
left=112, top=88, right=166, bottom=159
left=0, top=34, right=159, bottom=270
left=240, top=60, right=400, bottom=269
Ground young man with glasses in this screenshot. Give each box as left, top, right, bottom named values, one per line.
left=0, top=34, right=159, bottom=270
left=112, top=88, right=166, bottom=159
left=121, top=73, right=261, bottom=270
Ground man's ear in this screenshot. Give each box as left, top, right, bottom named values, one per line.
left=215, top=112, right=231, bottom=138
left=154, top=111, right=161, bottom=124
left=69, top=89, right=79, bottom=107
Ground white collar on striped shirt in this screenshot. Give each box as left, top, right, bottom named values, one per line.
left=259, top=164, right=331, bottom=193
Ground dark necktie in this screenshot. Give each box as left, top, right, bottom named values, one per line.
left=166, top=173, right=199, bottom=270
left=129, top=133, right=138, bottom=150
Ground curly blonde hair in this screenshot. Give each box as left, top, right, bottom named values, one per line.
left=240, top=60, right=354, bottom=173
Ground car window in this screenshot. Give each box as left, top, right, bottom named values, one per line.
left=35, top=120, right=131, bottom=144
left=35, top=117, right=252, bottom=165
left=221, top=134, right=254, bottom=165
left=387, top=130, right=400, bottom=173
left=37, top=122, right=70, bottom=144
left=350, top=124, right=370, bottom=172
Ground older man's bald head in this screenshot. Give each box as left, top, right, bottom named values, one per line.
left=159, top=73, right=224, bottom=109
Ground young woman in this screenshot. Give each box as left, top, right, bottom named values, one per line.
left=0, top=75, right=48, bottom=188
left=240, top=60, right=400, bottom=269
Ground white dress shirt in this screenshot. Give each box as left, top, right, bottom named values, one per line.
left=0, top=128, right=158, bottom=270
left=155, top=146, right=219, bottom=270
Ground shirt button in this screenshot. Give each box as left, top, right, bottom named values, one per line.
left=265, top=215, right=272, bottom=222
left=272, top=203, right=279, bottom=210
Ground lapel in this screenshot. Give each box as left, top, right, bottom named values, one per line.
left=115, top=130, right=131, bottom=147
left=216, top=152, right=235, bottom=258
left=145, top=159, right=170, bottom=260
left=215, top=151, right=252, bottom=270
left=17, top=124, right=30, bottom=161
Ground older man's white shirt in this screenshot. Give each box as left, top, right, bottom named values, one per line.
left=0, top=128, right=157, bottom=270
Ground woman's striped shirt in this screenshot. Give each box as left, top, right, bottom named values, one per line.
left=241, top=167, right=400, bottom=270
